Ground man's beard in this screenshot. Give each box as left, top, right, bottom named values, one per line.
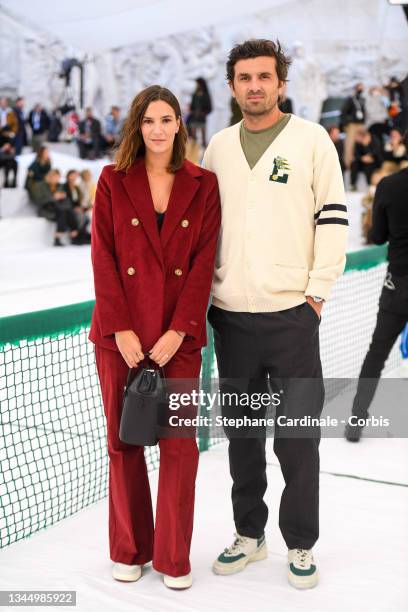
left=241, top=97, right=278, bottom=117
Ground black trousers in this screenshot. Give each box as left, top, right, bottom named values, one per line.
left=207, top=302, right=324, bottom=550
left=40, top=201, right=79, bottom=233
left=352, top=274, right=408, bottom=419
left=0, top=157, right=18, bottom=185
left=350, top=159, right=378, bottom=187
left=78, top=139, right=100, bottom=160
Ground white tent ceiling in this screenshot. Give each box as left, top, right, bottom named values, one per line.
left=0, top=0, right=294, bottom=53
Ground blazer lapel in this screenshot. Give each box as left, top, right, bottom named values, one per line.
left=160, top=162, right=201, bottom=249
left=122, top=159, right=163, bottom=268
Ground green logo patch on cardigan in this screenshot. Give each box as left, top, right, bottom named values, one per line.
left=269, top=156, right=291, bottom=183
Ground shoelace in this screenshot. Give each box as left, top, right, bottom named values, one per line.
left=225, top=533, right=247, bottom=555
left=293, top=548, right=312, bottom=568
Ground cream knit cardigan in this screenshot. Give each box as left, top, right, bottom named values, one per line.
left=203, top=114, right=348, bottom=312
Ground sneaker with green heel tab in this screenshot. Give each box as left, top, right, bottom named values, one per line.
left=213, top=532, right=267, bottom=575
left=288, top=548, right=319, bottom=589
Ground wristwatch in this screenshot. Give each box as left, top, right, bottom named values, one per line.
left=311, top=296, right=324, bottom=303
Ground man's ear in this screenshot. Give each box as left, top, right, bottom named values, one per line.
left=228, top=81, right=236, bottom=99
left=277, top=80, right=285, bottom=99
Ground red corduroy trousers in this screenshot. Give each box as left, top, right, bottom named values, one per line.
left=94, top=344, right=202, bottom=577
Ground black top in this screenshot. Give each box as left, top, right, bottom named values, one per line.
left=27, top=160, right=51, bottom=181
left=156, top=211, right=165, bottom=232
left=63, top=182, right=82, bottom=208
left=341, top=94, right=366, bottom=125
left=369, top=168, right=408, bottom=276
left=354, top=135, right=383, bottom=168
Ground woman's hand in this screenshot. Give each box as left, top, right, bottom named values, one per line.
left=149, top=330, right=185, bottom=367
left=114, top=330, right=144, bottom=368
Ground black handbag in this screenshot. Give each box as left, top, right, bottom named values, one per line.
left=119, top=354, right=167, bottom=446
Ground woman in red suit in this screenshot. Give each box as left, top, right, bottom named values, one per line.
left=88, top=85, right=221, bottom=589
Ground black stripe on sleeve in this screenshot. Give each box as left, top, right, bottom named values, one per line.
left=316, top=218, right=349, bottom=226
left=322, top=204, right=348, bottom=212
left=314, top=203, right=348, bottom=220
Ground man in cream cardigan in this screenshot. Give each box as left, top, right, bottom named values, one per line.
left=203, top=39, right=348, bottom=589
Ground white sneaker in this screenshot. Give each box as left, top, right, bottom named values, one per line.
left=213, top=532, right=267, bottom=575
left=112, top=562, right=142, bottom=582
left=287, top=548, right=319, bottom=589
left=163, top=572, right=193, bottom=590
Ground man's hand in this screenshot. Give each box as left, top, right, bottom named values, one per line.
left=305, top=296, right=324, bottom=319
left=149, top=330, right=185, bottom=367
left=114, top=330, right=144, bottom=368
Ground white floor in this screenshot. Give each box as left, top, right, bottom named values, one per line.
left=0, top=438, right=406, bottom=612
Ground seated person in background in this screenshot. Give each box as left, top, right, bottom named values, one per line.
left=25, top=145, right=51, bottom=198
left=78, top=169, right=96, bottom=212
left=63, top=169, right=91, bottom=244
left=0, top=124, right=18, bottom=187
left=63, top=169, right=82, bottom=207
left=350, top=127, right=383, bottom=190
left=361, top=168, right=388, bottom=245
left=77, top=108, right=101, bottom=159
left=30, top=169, right=80, bottom=247
left=327, top=125, right=345, bottom=174
left=382, top=128, right=408, bottom=173
left=101, top=106, right=123, bottom=157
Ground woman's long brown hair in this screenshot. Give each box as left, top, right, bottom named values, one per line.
left=114, top=85, right=187, bottom=173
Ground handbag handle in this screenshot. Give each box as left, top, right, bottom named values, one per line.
left=125, top=353, right=166, bottom=389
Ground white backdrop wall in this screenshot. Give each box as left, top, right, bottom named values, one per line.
left=1, top=0, right=407, bottom=136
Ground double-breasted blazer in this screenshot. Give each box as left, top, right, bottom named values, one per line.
left=88, top=157, right=221, bottom=354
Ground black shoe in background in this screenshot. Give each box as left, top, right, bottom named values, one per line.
left=344, top=421, right=364, bottom=442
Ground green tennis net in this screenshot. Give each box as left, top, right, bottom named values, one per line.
left=0, top=244, right=401, bottom=549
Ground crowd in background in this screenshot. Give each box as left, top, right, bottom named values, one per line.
left=327, top=78, right=407, bottom=243
left=0, top=97, right=124, bottom=191
left=1, top=74, right=406, bottom=246
left=25, top=145, right=96, bottom=246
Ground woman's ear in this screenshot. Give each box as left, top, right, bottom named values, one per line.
left=176, top=116, right=181, bottom=133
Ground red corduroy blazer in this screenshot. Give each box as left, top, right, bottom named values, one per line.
left=88, top=157, right=221, bottom=354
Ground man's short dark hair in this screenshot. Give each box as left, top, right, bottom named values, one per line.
left=226, top=39, right=291, bottom=84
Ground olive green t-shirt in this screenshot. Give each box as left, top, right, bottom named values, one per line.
left=240, top=114, right=292, bottom=170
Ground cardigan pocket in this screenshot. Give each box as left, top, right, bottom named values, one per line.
left=211, top=262, right=236, bottom=297
left=269, top=263, right=309, bottom=292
